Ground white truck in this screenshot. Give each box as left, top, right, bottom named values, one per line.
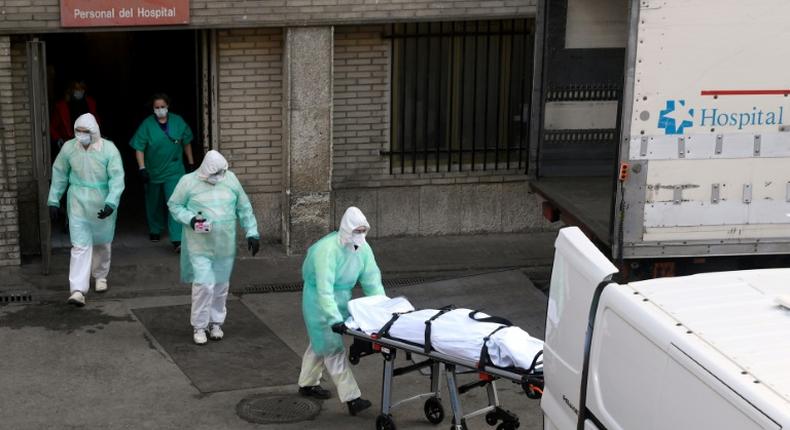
left=541, top=227, right=790, bottom=429
left=531, top=0, right=790, bottom=276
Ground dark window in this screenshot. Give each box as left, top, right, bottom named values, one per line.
left=388, top=20, right=534, bottom=174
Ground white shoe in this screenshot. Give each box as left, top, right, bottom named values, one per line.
left=95, top=278, right=108, bottom=293
left=193, top=329, right=208, bottom=345
left=209, top=324, right=224, bottom=341
left=67, top=291, right=86, bottom=307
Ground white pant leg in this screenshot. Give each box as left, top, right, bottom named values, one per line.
left=209, top=282, right=230, bottom=325
left=298, top=343, right=325, bottom=388
left=324, top=350, right=361, bottom=402
left=191, top=283, right=215, bottom=330
left=69, top=245, right=92, bottom=294
left=90, top=243, right=112, bottom=280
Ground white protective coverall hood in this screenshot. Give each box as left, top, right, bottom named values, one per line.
left=197, top=150, right=229, bottom=184
left=338, top=206, right=370, bottom=249
left=74, top=113, right=102, bottom=149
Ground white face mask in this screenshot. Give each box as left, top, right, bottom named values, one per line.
left=206, top=171, right=225, bottom=185
left=351, top=231, right=367, bottom=247
left=154, top=107, right=168, bottom=119
left=72, top=90, right=85, bottom=100
left=76, top=132, right=92, bottom=146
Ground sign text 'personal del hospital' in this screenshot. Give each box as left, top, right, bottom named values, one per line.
left=61, top=0, right=190, bottom=27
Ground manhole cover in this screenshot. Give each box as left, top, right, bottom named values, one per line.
left=236, top=394, right=321, bottom=424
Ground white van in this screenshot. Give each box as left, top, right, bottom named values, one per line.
left=542, top=227, right=790, bottom=429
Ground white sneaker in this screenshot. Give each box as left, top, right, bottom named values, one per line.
left=67, top=291, right=86, bottom=307
left=209, top=324, right=224, bottom=341
left=95, top=278, right=108, bottom=293
left=193, top=329, right=208, bottom=345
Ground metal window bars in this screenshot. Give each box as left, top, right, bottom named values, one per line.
left=386, top=20, right=534, bottom=174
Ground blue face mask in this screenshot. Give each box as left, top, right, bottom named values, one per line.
left=154, top=107, right=168, bottom=119
left=72, top=90, right=85, bottom=100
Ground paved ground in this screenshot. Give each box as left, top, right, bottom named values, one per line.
left=0, top=269, right=548, bottom=430
left=0, top=232, right=557, bottom=429
left=1, top=232, right=557, bottom=300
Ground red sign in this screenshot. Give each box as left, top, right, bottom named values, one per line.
left=61, top=0, right=190, bottom=27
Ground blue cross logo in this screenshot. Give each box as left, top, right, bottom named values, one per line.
left=658, top=100, right=695, bottom=135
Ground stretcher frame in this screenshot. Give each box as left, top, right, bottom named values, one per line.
left=337, top=326, right=544, bottom=430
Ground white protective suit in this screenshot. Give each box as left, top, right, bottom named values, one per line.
left=47, top=113, right=124, bottom=294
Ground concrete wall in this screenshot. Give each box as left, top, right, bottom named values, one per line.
left=0, top=1, right=535, bottom=33
left=0, top=36, right=21, bottom=266
left=334, top=182, right=551, bottom=238
left=216, top=28, right=283, bottom=242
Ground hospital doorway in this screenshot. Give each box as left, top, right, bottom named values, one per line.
left=40, top=29, right=209, bottom=251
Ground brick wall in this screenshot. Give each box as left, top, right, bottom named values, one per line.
left=0, top=1, right=536, bottom=33
left=217, top=27, right=283, bottom=242
left=0, top=36, right=20, bottom=266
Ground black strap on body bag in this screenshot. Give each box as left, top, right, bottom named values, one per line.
left=423, top=305, right=455, bottom=354
left=468, top=310, right=513, bottom=326
left=376, top=310, right=414, bottom=338
left=478, top=324, right=511, bottom=369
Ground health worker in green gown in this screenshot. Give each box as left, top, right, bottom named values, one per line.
left=47, top=113, right=124, bottom=307
left=130, top=93, right=195, bottom=251
left=167, top=150, right=261, bottom=346
left=297, top=206, right=385, bottom=416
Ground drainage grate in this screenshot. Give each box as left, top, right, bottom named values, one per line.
left=241, top=282, right=303, bottom=294
left=0, top=292, right=34, bottom=304
left=236, top=394, right=321, bottom=424
left=241, top=277, right=435, bottom=295
left=383, top=277, right=428, bottom=288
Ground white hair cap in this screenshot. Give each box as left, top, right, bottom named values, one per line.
left=197, top=150, right=229, bottom=179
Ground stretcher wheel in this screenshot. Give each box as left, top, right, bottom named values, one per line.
left=485, top=411, right=498, bottom=425
left=376, top=414, right=396, bottom=430
left=423, top=397, right=444, bottom=424
left=496, top=423, right=518, bottom=430
left=349, top=354, right=360, bottom=365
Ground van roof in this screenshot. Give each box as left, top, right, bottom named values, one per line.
left=630, top=269, right=790, bottom=406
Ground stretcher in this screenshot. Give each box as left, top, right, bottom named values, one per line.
left=333, top=314, right=544, bottom=430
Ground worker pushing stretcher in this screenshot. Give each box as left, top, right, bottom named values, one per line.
left=297, top=206, right=544, bottom=428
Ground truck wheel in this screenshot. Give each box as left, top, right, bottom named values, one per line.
left=423, top=397, right=444, bottom=424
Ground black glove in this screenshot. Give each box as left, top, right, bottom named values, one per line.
left=97, top=205, right=114, bottom=219
left=247, top=237, right=260, bottom=256
left=331, top=322, right=347, bottom=334
left=190, top=216, right=199, bottom=230
left=139, top=168, right=150, bottom=184
left=49, top=206, right=59, bottom=223
left=186, top=163, right=196, bottom=173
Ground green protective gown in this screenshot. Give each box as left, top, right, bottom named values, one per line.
left=301, top=232, right=385, bottom=356
left=47, top=138, right=125, bottom=247
left=167, top=171, right=259, bottom=285
left=130, top=113, right=193, bottom=241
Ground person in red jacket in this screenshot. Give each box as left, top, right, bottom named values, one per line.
left=50, top=80, right=99, bottom=159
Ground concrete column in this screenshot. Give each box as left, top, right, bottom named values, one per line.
left=282, top=27, right=333, bottom=255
